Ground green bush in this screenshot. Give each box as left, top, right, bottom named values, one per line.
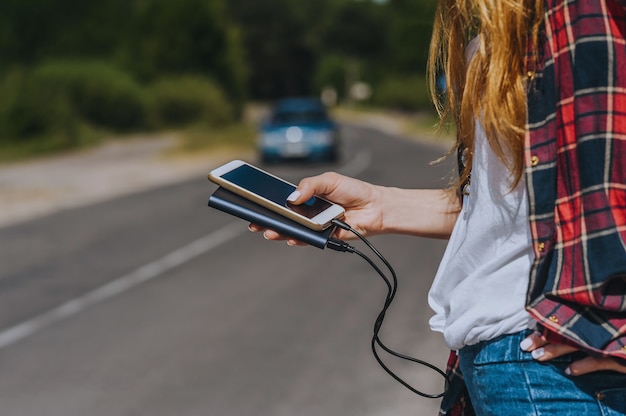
left=0, top=68, right=80, bottom=145
left=0, top=64, right=240, bottom=160
left=147, top=76, right=234, bottom=128
left=32, top=60, right=146, bottom=131
left=371, top=75, right=435, bottom=113
left=0, top=62, right=145, bottom=155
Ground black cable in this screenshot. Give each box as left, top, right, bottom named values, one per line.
left=328, top=218, right=449, bottom=399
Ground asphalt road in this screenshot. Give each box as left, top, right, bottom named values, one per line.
left=0, top=124, right=454, bottom=416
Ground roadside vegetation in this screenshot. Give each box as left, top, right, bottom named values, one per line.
left=0, top=0, right=441, bottom=162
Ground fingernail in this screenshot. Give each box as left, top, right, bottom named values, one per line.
left=531, top=347, right=544, bottom=359
left=520, top=337, right=533, bottom=351
left=287, top=190, right=301, bottom=202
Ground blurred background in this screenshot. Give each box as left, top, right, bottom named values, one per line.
left=0, top=0, right=455, bottom=415
left=0, top=0, right=439, bottom=158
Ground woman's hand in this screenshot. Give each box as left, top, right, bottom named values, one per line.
left=249, top=171, right=461, bottom=246
left=520, top=332, right=626, bottom=375
left=249, top=172, right=384, bottom=245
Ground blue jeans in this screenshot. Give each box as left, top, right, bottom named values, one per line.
left=458, top=329, right=626, bottom=416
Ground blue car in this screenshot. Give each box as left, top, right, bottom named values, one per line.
left=258, top=98, right=340, bottom=163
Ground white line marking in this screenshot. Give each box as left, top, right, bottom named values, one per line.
left=0, top=222, right=244, bottom=350
left=0, top=151, right=373, bottom=350
left=338, top=149, right=372, bottom=177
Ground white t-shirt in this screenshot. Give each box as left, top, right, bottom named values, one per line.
left=427, top=119, right=535, bottom=350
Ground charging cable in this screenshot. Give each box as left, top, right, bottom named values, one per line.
left=327, top=218, right=449, bottom=399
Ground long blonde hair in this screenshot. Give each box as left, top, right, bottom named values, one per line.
left=428, top=0, right=544, bottom=190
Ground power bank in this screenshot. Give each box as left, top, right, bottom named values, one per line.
left=208, top=187, right=336, bottom=249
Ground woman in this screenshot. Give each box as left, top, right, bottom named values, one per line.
left=251, top=0, right=626, bottom=414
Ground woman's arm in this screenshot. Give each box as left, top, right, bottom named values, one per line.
left=378, top=186, right=461, bottom=239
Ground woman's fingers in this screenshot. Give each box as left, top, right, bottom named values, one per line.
left=520, top=331, right=577, bottom=360
left=294, top=172, right=345, bottom=203
left=567, top=356, right=626, bottom=376
left=521, top=331, right=626, bottom=376
left=528, top=342, right=578, bottom=361
left=248, top=223, right=264, bottom=233
left=520, top=331, right=548, bottom=352
left=248, top=223, right=308, bottom=246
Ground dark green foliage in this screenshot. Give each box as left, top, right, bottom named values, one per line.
left=0, top=61, right=146, bottom=155
left=0, top=0, right=247, bottom=156
left=122, top=0, right=244, bottom=88
left=314, top=55, right=348, bottom=98
left=226, top=0, right=438, bottom=103
left=32, top=61, right=145, bottom=131
left=147, top=76, right=234, bottom=128
left=0, top=0, right=132, bottom=67
left=225, top=0, right=332, bottom=99
left=0, top=67, right=100, bottom=159
left=386, top=0, right=439, bottom=74
left=372, top=75, right=434, bottom=112
left=322, top=1, right=389, bottom=61
left=0, top=67, right=78, bottom=144
left=0, top=63, right=236, bottom=154
left=129, top=0, right=247, bottom=117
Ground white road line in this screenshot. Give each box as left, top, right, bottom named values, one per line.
left=338, top=149, right=372, bottom=178
left=0, top=151, right=372, bottom=350
left=0, top=222, right=244, bottom=350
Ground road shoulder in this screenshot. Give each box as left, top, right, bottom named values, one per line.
left=0, top=134, right=249, bottom=228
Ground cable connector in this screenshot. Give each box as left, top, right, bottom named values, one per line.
left=331, top=218, right=352, bottom=231
left=326, top=237, right=355, bottom=253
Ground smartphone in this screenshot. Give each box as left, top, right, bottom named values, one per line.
left=208, top=160, right=344, bottom=231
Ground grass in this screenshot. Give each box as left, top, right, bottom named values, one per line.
left=0, top=121, right=257, bottom=164
left=0, top=125, right=106, bottom=163
left=168, top=122, right=257, bottom=157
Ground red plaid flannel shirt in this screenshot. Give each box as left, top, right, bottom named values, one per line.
left=525, top=0, right=626, bottom=359
left=439, top=1, right=626, bottom=414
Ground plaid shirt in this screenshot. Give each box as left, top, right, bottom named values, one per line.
left=439, top=1, right=626, bottom=414
left=525, top=0, right=626, bottom=359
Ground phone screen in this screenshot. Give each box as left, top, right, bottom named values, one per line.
left=221, top=164, right=333, bottom=219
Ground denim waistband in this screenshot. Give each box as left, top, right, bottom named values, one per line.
left=461, top=329, right=532, bottom=364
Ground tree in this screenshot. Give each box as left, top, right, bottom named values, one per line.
left=0, top=0, right=132, bottom=68
left=319, top=0, right=391, bottom=101
left=226, top=0, right=346, bottom=100
left=386, top=0, right=438, bottom=74
left=122, top=0, right=246, bottom=106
